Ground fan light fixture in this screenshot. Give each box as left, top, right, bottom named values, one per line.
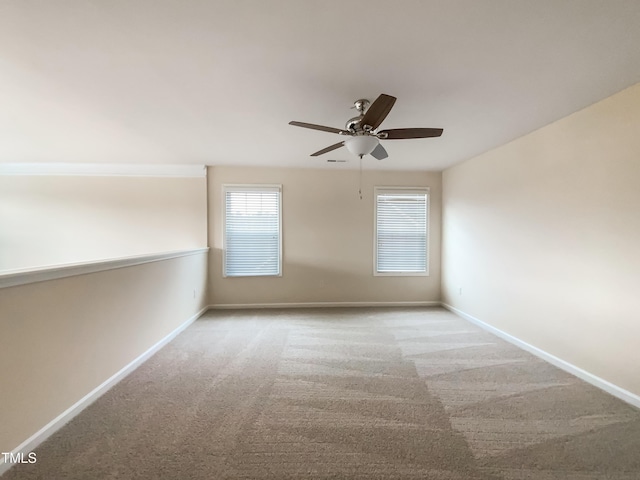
left=344, top=135, right=379, bottom=156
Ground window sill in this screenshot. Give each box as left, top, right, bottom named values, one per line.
left=374, top=271, right=430, bottom=277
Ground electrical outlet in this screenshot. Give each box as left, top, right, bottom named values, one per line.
left=458, top=287, right=462, bottom=295
left=193, top=289, right=196, bottom=298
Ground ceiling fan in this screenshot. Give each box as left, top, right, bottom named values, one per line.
left=289, top=94, right=443, bottom=160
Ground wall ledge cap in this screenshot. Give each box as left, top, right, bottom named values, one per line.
left=0, top=247, right=209, bottom=289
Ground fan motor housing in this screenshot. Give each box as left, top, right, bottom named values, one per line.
left=345, top=115, right=363, bottom=133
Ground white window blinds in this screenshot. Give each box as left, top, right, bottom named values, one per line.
left=375, top=188, right=429, bottom=275
left=223, top=185, right=282, bottom=277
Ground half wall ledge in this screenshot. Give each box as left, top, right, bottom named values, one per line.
left=0, top=247, right=210, bottom=289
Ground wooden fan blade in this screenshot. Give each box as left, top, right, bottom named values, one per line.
left=378, top=128, right=443, bottom=139
left=311, top=141, right=345, bottom=156
left=289, top=121, right=347, bottom=135
left=360, top=94, right=396, bottom=131
left=370, top=143, right=388, bottom=160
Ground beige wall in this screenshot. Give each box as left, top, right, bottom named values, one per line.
left=208, top=166, right=441, bottom=305
left=0, top=251, right=208, bottom=454
left=0, top=175, right=208, bottom=271
left=442, top=82, right=640, bottom=396
left=0, top=172, right=210, bottom=455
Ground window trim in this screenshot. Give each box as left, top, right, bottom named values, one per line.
left=222, top=184, right=283, bottom=278
left=373, top=186, right=430, bottom=277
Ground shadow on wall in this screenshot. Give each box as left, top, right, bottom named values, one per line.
left=206, top=247, right=439, bottom=306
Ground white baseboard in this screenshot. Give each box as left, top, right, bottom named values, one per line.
left=0, top=305, right=208, bottom=476
left=441, top=303, right=640, bottom=410
left=208, top=301, right=441, bottom=310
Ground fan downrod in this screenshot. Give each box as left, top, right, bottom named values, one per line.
left=353, top=99, right=370, bottom=113
left=345, top=99, right=371, bottom=133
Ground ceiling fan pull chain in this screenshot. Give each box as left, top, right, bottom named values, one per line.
left=358, top=155, right=363, bottom=200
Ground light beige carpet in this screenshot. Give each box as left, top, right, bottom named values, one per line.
left=4, top=307, right=640, bottom=479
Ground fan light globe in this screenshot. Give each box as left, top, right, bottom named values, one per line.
left=345, top=135, right=379, bottom=156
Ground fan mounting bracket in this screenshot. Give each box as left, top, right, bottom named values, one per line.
left=353, top=99, right=370, bottom=113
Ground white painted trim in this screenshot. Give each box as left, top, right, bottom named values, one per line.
left=0, top=306, right=209, bottom=476
left=0, top=248, right=209, bottom=289
left=0, top=163, right=206, bottom=177
left=208, top=301, right=441, bottom=309
left=441, top=303, right=640, bottom=410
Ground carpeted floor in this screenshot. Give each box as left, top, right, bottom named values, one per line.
left=4, top=307, right=640, bottom=479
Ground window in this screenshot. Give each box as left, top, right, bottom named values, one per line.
left=374, top=187, right=429, bottom=276
left=223, top=185, right=282, bottom=277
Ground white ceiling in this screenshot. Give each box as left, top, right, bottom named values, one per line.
left=2, top=0, right=640, bottom=171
